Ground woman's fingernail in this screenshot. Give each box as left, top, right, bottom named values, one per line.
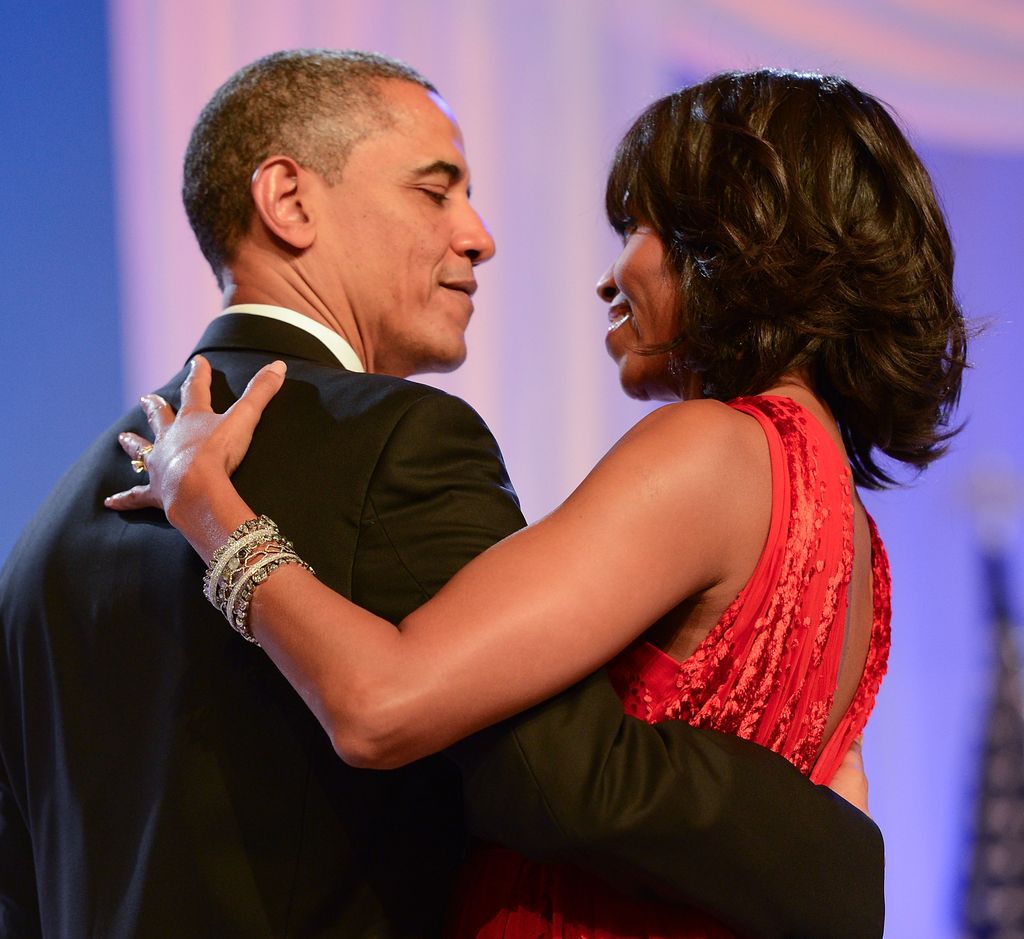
left=189, top=357, right=198, bottom=371
left=268, top=360, right=286, bottom=377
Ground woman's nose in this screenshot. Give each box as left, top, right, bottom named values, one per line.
left=595, top=265, right=617, bottom=302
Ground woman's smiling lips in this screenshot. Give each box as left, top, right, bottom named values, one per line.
left=607, top=300, right=632, bottom=333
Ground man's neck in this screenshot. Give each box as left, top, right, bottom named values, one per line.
left=221, top=302, right=366, bottom=373
left=221, top=271, right=367, bottom=366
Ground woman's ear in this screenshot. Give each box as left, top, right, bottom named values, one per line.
left=249, top=155, right=316, bottom=250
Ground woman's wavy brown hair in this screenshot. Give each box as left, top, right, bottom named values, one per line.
left=606, top=69, right=967, bottom=488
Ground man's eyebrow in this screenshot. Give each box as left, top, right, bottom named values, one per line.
left=411, top=160, right=464, bottom=184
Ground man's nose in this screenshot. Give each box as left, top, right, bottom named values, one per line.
left=454, top=207, right=496, bottom=265
left=595, top=265, right=617, bottom=302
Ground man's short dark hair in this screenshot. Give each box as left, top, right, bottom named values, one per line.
left=183, top=49, right=436, bottom=286
left=606, top=69, right=968, bottom=488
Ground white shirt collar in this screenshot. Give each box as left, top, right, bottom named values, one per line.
left=221, top=304, right=365, bottom=373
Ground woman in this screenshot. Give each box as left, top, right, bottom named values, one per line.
left=108, top=69, right=966, bottom=937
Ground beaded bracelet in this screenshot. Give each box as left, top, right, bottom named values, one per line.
left=204, top=517, right=279, bottom=612
left=203, top=515, right=314, bottom=645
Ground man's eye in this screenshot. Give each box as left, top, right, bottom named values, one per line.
left=422, top=189, right=448, bottom=205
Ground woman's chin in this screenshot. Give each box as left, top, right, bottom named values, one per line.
left=619, top=374, right=682, bottom=403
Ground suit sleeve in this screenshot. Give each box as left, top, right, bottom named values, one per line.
left=352, top=392, right=883, bottom=939
left=449, top=672, right=883, bottom=939
left=0, top=754, right=41, bottom=937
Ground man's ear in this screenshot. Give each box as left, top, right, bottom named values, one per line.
left=250, top=155, right=316, bottom=250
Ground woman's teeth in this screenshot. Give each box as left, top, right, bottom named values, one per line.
left=608, top=311, right=631, bottom=333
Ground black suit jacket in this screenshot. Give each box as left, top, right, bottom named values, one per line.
left=0, top=314, right=883, bottom=938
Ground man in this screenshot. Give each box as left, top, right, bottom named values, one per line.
left=0, top=50, right=882, bottom=938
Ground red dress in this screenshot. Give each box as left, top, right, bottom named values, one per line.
left=448, top=396, right=891, bottom=939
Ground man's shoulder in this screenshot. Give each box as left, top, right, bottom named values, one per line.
left=309, top=366, right=468, bottom=411
left=287, top=365, right=494, bottom=442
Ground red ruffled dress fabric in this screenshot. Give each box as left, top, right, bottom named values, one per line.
left=448, top=396, right=892, bottom=939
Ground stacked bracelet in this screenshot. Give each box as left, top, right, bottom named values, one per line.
left=203, top=515, right=314, bottom=645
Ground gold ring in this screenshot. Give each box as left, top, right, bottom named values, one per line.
left=130, top=444, right=155, bottom=474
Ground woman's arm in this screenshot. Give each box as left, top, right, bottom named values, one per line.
left=108, top=356, right=769, bottom=769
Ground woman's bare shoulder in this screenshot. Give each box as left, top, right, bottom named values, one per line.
left=548, top=398, right=772, bottom=611
left=571, top=398, right=771, bottom=555
left=609, top=398, right=769, bottom=480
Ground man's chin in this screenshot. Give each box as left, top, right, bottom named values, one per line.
left=423, top=348, right=467, bottom=375
left=395, top=343, right=468, bottom=378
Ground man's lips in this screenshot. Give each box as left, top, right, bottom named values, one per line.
left=440, top=278, right=477, bottom=297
